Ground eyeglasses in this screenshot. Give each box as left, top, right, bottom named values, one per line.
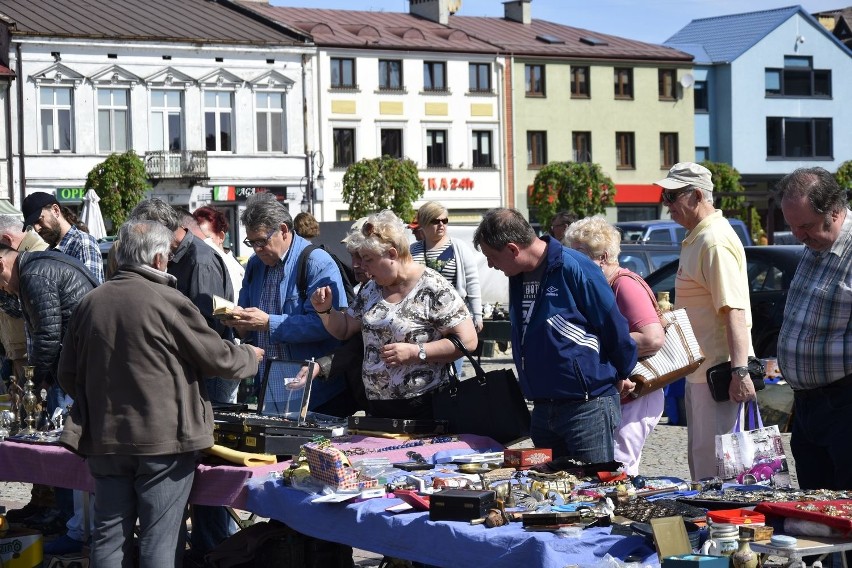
left=242, top=229, right=277, bottom=249
left=550, top=223, right=567, bottom=230
left=661, top=188, right=691, bottom=204
left=430, top=218, right=449, bottom=225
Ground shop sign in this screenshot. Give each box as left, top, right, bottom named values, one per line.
left=215, top=186, right=291, bottom=201
left=420, top=177, right=475, bottom=191
left=56, top=188, right=86, bottom=203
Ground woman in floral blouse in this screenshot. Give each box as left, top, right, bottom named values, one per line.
left=311, top=210, right=478, bottom=419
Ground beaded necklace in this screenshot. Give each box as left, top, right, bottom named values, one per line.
left=336, top=435, right=457, bottom=457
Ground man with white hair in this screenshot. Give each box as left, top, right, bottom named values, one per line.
left=654, top=162, right=756, bottom=480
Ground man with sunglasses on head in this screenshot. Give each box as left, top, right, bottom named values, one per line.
left=654, top=162, right=755, bottom=481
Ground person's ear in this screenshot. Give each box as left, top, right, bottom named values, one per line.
left=0, top=234, right=12, bottom=247
left=506, top=243, right=521, bottom=258
left=280, top=223, right=290, bottom=236
left=387, top=247, right=399, bottom=260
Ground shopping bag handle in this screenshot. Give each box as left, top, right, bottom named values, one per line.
left=734, top=401, right=764, bottom=432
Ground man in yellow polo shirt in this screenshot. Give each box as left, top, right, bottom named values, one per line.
left=654, top=162, right=756, bottom=480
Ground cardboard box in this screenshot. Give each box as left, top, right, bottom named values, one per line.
left=0, top=529, right=43, bottom=568
left=662, top=555, right=730, bottom=567
left=503, top=448, right=552, bottom=469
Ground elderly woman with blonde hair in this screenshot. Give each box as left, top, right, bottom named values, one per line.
left=564, top=216, right=665, bottom=475
left=311, top=210, right=478, bottom=419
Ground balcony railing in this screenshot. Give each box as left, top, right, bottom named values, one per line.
left=145, top=150, right=208, bottom=181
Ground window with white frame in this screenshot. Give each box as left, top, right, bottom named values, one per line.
left=256, top=92, right=286, bottom=153
left=150, top=89, right=183, bottom=152
left=379, top=60, right=403, bottom=91
left=97, top=88, right=129, bottom=153
left=426, top=129, right=448, bottom=167
left=204, top=91, right=234, bottom=152
left=333, top=128, right=356, bottom=167
left=40, top=86, right=73, bottom=152
left=471, top=130, right=493, bottom=167
left=380, top=128, right=403, bottom=158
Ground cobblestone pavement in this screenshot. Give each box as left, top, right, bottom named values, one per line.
left=0, top=351, right=798, bottom=567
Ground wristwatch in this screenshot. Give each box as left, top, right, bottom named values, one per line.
left=732, top=366, right=750, bottom=379
left=417, top=342, right=427, bottom=361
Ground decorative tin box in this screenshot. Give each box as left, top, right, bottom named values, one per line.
left=429, top=489, right=496, bottom=522
left=503, top=448, right=553, bottom=469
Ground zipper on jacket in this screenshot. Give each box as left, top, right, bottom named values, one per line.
left=573, top=360, right=590, bottom=401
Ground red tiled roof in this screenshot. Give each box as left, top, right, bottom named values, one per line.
left=239, top=3, right=692, bottom=62
left=0, top=65, right=14, bottom=77
left=240, top=5, right=499, bottom=53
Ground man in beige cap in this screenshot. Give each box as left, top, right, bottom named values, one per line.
left=654, top=162, right=756, bottom=480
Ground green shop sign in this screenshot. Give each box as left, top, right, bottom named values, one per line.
left=56, top=188, right=86, bottom=203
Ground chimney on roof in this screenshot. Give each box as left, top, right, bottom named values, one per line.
left=409, top=0, right=461, bottom=25
left=503, top=0, right=531, bottom=25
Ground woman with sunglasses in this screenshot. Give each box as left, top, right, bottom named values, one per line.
left=311, top=210, right=477, bottom=419
left=564, top=216, right=665, bottom=475
left=410, top=201, right=483, bottom=335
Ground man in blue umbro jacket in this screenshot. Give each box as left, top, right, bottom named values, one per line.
left=475, top=208, right=637, bottom=462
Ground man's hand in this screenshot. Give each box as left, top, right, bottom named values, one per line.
left=225, top=307, right=270, bottom=333
left=250, top=345, right=265, bottom=363
left=729, top=372, right=757, bottom=403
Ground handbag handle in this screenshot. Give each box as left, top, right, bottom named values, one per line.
left=733, top=401, right=764, bottom=433
left=445, top=334, right=487, bottom=386
left=609, top=270, right=665, bottom=326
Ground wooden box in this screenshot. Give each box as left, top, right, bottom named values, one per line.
left=503, top=448, right=552, bottom=469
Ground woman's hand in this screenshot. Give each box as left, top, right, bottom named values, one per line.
left=311, top=286, right=333, bottom=314
left=382, top=342, right=419, bottom=368
left=616, top=378, right=636, bottom=397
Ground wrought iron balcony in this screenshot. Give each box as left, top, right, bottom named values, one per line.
left=144, top=150, right=208, bottom=181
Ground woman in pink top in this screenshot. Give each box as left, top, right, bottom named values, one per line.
left=565, top=217, right=665, bottom=475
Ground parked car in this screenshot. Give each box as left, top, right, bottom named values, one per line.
left=616, top=219, right=753, bottom=247
left=617, top=243, right=681, bottom=278
left=644, top=245, right=805, bottom=358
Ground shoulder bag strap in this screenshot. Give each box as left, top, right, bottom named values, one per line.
left=608, top=270, right=664, bottom=325
left=296, top=244, right=318, bottom=301
left=445, top=334, right=487, bottom=385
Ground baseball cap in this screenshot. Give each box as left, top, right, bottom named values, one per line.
left=22, top=192, right=59, bottom=229
left=407, top=219, right=420, bottom=230
left=653, top=162, right=713, bottom=193
left=341, top=217, right=367, bottom=244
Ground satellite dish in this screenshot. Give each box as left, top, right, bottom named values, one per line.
left=680, top=74, right=695, bottom=88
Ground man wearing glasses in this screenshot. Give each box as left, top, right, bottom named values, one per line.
left=548, top=210, right=578, bottom=242
left=654, top=162, right=756, bottom=481
left=226, top=192, right=351, bottom=417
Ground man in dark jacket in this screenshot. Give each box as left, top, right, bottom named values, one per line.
left=0, top=245, right=97, bottom=394
left=128, top=198, right=237, bottom=556
left=58, top=220, right=262, bottom=568
left=474, top=208, right=637, bottom=462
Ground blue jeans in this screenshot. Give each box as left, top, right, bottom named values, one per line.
left=530, top=393, right=621, bottom=462
left=790, top=383, right=852, bottom=490
left=88, top=453, right=196, bottom=568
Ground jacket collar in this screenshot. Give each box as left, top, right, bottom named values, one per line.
left=119, top=264, right=178, bottom=288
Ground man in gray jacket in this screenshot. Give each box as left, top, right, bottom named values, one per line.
left=58, top=220, right=262, bottom=568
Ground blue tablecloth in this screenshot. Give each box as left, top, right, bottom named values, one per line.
left=245, top=479, right=660, bottom=568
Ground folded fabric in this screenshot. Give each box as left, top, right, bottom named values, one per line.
left=204, top=444, right=277, bottom=467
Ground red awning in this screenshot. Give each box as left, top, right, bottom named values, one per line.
left=614, top=184, right=661, bottom=204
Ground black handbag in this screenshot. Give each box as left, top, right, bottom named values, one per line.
left=706, top=356, right=766, bottom=402
left=432, top=335, right=531, bottom=444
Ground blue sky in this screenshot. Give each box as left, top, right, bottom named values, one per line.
left=269, top=0, right=842, bottom=44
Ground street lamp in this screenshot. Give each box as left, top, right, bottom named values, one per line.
left=303, top=150, right=325, bottom=215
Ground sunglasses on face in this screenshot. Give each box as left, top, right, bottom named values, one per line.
left=661, top=188, right=692, bottom=204
left=430, top=218, right=449, bottom=225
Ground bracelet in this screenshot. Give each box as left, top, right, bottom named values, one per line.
left=316, top=307, right=333, bottom=315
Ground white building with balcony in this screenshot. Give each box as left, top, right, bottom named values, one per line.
left=0, top=0, right=313, bottom=251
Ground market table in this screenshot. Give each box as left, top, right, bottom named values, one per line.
left=0, top=439, right=289, bottom=508
left=244, top=433, right=660, bottom=568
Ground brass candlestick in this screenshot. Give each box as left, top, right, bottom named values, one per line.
left=21, top=366, right=38, bottom=435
